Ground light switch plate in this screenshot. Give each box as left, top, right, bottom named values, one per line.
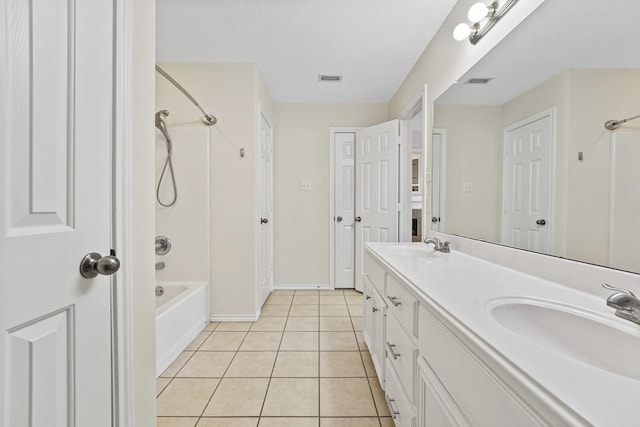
left=463, top=182, right=473, bottom=192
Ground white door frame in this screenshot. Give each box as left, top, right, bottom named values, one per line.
left=113, top=0, right=135, bottom=423
left=398, top=86, right=428, bottom=241
left=256, top=105, right=274, bottom=309
left=501, top=107, right=557, bottom=253
left=329, top=127, right=360, bottom=289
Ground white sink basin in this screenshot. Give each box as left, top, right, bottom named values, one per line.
left=385, top=245, right=443, bottom=262
left=489, top=298, right=640, bottom=380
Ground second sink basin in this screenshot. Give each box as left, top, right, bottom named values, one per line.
left=489, top=298, right=640, bottom=381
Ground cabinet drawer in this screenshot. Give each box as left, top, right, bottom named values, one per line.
left=419, top=307, right=543, bottom=427
left=386, top=273, right=417, bottom=336
left=385, top=359, right=416, bottom=427
left=364, top=251, right=386, bottom=294
left=386, top=312, right=418, bottom=401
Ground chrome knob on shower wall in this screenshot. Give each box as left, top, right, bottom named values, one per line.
left=155, top=236, right=172, bottom=255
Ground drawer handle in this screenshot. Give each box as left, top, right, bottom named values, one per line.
left=386, top=342, right=400, bottom=360
left=387, top=296, right=402, bottom=307
left=385, top=394, right=400, bottom=419
left=365, top=294, right=371, bottom=300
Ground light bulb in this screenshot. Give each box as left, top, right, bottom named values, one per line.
left=453, top=23, right=472, bottom=41
left=468, top=2, right=490, bottom=22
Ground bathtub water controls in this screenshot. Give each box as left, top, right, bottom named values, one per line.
left=156, top=236, right=172, bottom=255
left=155, top=286, right=165, bottom=297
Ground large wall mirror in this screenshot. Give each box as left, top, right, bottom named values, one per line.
left=431, top=0, right=640, bottom=273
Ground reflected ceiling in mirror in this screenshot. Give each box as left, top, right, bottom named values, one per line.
left=432, top=0, right=640, bottom=274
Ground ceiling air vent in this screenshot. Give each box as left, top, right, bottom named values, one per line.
left=465, top=77, right=494, bottom=84
left=318, top=74, right=343, bottom=82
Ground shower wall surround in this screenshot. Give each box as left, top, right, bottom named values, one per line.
left=155, top=127, right=210, bottom=283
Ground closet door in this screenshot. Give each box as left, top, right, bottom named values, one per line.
left=354, top=120, right=400, bottom=292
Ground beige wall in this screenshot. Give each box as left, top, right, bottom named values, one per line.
left=131, top=0, right=157, bottom=425
left=156, top=62, right=270, bottom=317
left=434, top=105, right=502, bottom=241
left=273, top=103, right=388, bottom=286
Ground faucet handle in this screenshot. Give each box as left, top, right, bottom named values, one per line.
left=602, top=283, right=636, bottom=298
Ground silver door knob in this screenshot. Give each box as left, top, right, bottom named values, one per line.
left=80, top=252, right=121, bottom=279
left=355, top=216, right=362, bottom=222
left=536, top=219, right=546, bottom=226
left=336, top=216, right=343, bottom=222
left=261, top=218, right=269, bottom=224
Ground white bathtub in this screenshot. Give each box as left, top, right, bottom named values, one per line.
left=156, top=281, right=208, bottom=377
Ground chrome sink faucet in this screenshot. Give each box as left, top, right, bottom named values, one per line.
left=602, top=283, right=640, bottom=325
left=424, top=237, right=451, bottom=253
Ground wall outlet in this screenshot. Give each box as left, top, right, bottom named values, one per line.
left=463, top=182, right=473, bottom=192
left=301, top=180, right=312, bottom=191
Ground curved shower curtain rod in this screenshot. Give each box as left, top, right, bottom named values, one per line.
left=604, top=113, right=640, bottom=130
left=156, top=65, right=217, bottom=126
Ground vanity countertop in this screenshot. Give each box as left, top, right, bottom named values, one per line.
left=365, top=242, right=640, bottom=427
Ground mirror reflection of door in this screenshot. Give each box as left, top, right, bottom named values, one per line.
left=432, top=129, right=447, bottom=233
left=501, top=110, right=555, bottom=252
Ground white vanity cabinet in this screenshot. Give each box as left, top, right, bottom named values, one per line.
left=363, top=252, right=388, bottom=383
left=363, top=246, right=558, bottom=427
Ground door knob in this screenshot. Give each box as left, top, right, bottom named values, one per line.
left=80, top=252, right=121, bottom=279
left=336, top=216, right=343, bottom=222
left=355, top=216, right=362, bottom=222
left=536, top=219, right=546, bottom=226
left=260, top=218, right=269, bottom=224
left=432, top=216, right=440, bottom=223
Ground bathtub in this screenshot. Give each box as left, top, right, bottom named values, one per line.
left=156, top=281, right=208, bottom=376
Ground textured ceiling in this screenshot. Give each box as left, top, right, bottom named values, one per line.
left=436, top=0, right=640, bottom=105
left=156, top=0, right=457, bottom=103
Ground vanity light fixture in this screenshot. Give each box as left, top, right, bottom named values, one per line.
left=453, top=0, right=519, bottom=45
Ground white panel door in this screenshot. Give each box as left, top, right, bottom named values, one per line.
left=258, top=113, right=274, bottom=307
left=0, top=1, right=115, bottom=425
left=355, top=120, right=400, bottom=292
left=502, top=113, right=553, bottom=253
left=334, top=132, right=356, bottom=289
left=609, top=131, right=640, bottom=272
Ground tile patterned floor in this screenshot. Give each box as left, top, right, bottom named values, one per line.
left=157, top=289, right=393, bottom=427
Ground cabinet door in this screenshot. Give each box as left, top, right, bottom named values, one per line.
left=417, top=357, right=471, bottom=427
left=372, top=289, right=387, bottom=383
left=363, top=279, right=375, bottom=351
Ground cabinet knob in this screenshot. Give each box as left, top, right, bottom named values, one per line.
left=372, top=307, right=378, bottom=313
left=365, top=294, right=371, bottom=300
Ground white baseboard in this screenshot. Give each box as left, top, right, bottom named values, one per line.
left=274, top=284, right=330, bottom=290
left=209, top=313, right=260, bottom=322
